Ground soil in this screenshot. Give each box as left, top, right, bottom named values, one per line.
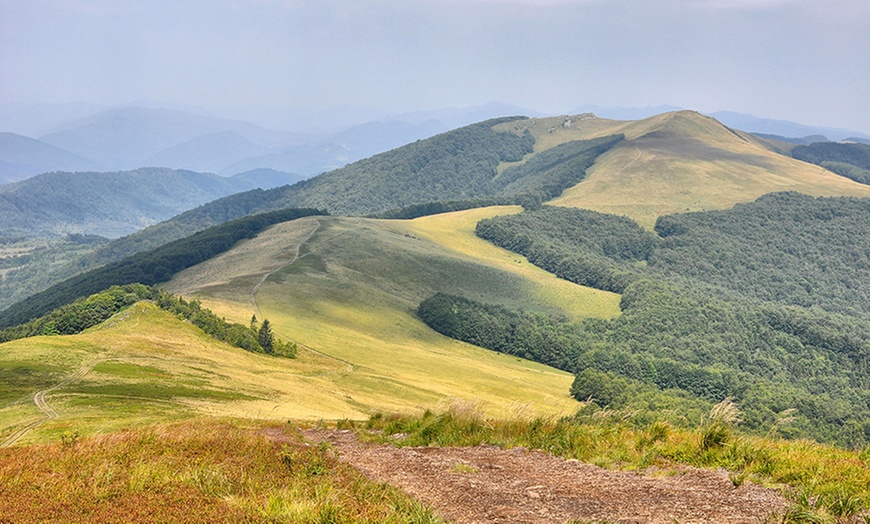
left=303, top=429, right=789, bottom=524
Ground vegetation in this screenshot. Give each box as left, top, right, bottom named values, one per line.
left=476, top=205, right=652, bottom=293
left=0, top=208, right=324, bottom=328
left=0, top=284, right=294, bottom=357
left=792, top=142, right=870, bottom=185
left=165, top=214, right=583, bottom=419
left=0, top=419, right=444, bottom=523
left=268, top=117, right=536, bottom=215
left=0, top=167, right=277, bottom=238
left=425, top=195, right=870, bottom=446
left=363, top=407, right=870, bottom=521
left=0, top=235, right=110, bottom=312
left=0, top=119, right=619, bottom=320
left=651, top=192, right=870, bottom=315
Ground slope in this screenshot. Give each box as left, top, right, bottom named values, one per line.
left=162, top=211, right=623, bottom=420
left=495, top=111, right=870, bottom=227
left=0, top=301, right=340, bottom=445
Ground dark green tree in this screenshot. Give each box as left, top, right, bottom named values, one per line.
left=258, top=319, right=274, bottom=354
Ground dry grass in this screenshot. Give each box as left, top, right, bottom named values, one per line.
left=0, top=419, right=444, bottom=523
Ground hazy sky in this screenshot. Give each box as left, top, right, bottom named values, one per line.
left=2, top=0, right=869, bottom=132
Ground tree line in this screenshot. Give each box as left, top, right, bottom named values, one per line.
left=0, top=283, right=295, bottom=357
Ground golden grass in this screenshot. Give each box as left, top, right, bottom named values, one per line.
left=0, top=302, right=391, bottom=445
left=386, top=206, right=621, bottom=321
left=498, top=111, right=870, bottom=229
left=0, top=419, right=444, bottom=523
left=162, top=215, right=588, bottom=422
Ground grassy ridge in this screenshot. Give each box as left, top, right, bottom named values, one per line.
left=164, top=212, right=609, bottom=419
left=0, top=208, right=324, bottom=329
left=0, top=301, right=365, bottom=445
left=500, top=111, right=870, bottom=228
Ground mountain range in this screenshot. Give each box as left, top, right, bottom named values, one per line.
left=4, top=102, right=868, bottom=185
left=5, top=105, right=870, bottom=522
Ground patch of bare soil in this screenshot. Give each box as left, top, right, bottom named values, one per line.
left=303, top=429, right=789, bottom=524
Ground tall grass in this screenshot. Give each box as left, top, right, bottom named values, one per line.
left=363, top=404, right=870, bottom=521
left=0, top=419, right=444, bottom=523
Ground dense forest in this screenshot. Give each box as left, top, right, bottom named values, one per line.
left=792, top=142, right=870, bottom=185
left=422, top=194, right=870, bottom=446
left=0, top=208, right=324, bottom=328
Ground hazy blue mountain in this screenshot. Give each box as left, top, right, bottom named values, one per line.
left=0, top=102, right=108, bottom=137
left=0, top=167, right=294, bottom=238
left=327, top=119, right=447, bottom=159
left=709, top=111, right=870, bottom=142
left=219, top=142, right=353, bottom=177
left=144, top=131, right=273, bottom=173
left=0, top=133, right=103, bottom=183
left=227, top=168, right=303, bottom=189
left=38, top=107, right=296, bottom=170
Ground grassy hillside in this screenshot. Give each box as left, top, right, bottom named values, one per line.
left=163, top=211, right=623, bottom=420
left=494, top=111, right=870, bottom=227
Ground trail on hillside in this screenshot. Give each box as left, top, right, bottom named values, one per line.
left=250, top=218, right=321, bottom=320
left=0, top=358, right=102, bottom=447
left=303, top=429, right=789, bottom=524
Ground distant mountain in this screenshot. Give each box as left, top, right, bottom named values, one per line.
left=0, top=133, right=103, bottom=183
left=227, top=168, right=303, bottom=189
left=220, top=142, right=354, bottom=177
left=38, top=107, right=297, bottom=170
left=0, top=167, right=297, bottom=238
left=708, top=111, right=870, bottom=142
left=144, top=131, right=272, bottom=174
left=751, top=133, right=829, bottom=146
left=328, top=119, right=448, bottom=160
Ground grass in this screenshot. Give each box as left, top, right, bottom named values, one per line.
left=3, top=211, right=596, bottom=443
left=0, top=418, right=445, bottom=523
left=388, top=206, right=621, bottom=320
left=496, top=111, right=870, bottom=229
left=362, top=408, right=870, bottom=521
left=164, top=214, right=600, bottom=421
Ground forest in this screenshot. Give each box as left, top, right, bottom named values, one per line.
left=422, top=193, right=870, bottom=446
left=792, top=141, right=870, bottom=185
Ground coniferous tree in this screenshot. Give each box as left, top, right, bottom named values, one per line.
left=258, top=319, right=274, bottom=354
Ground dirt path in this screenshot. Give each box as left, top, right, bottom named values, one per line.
left=250, top=218, right=321, bottom=320
left=1, top=358, right=102, bottom=448
left=304, top=429, right=789, bottom=524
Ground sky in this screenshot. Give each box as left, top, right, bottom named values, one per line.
left=1, top=0, right=869, bottom=133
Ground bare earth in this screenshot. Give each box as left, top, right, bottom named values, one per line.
left=303, top=429, right=789, bottom=524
